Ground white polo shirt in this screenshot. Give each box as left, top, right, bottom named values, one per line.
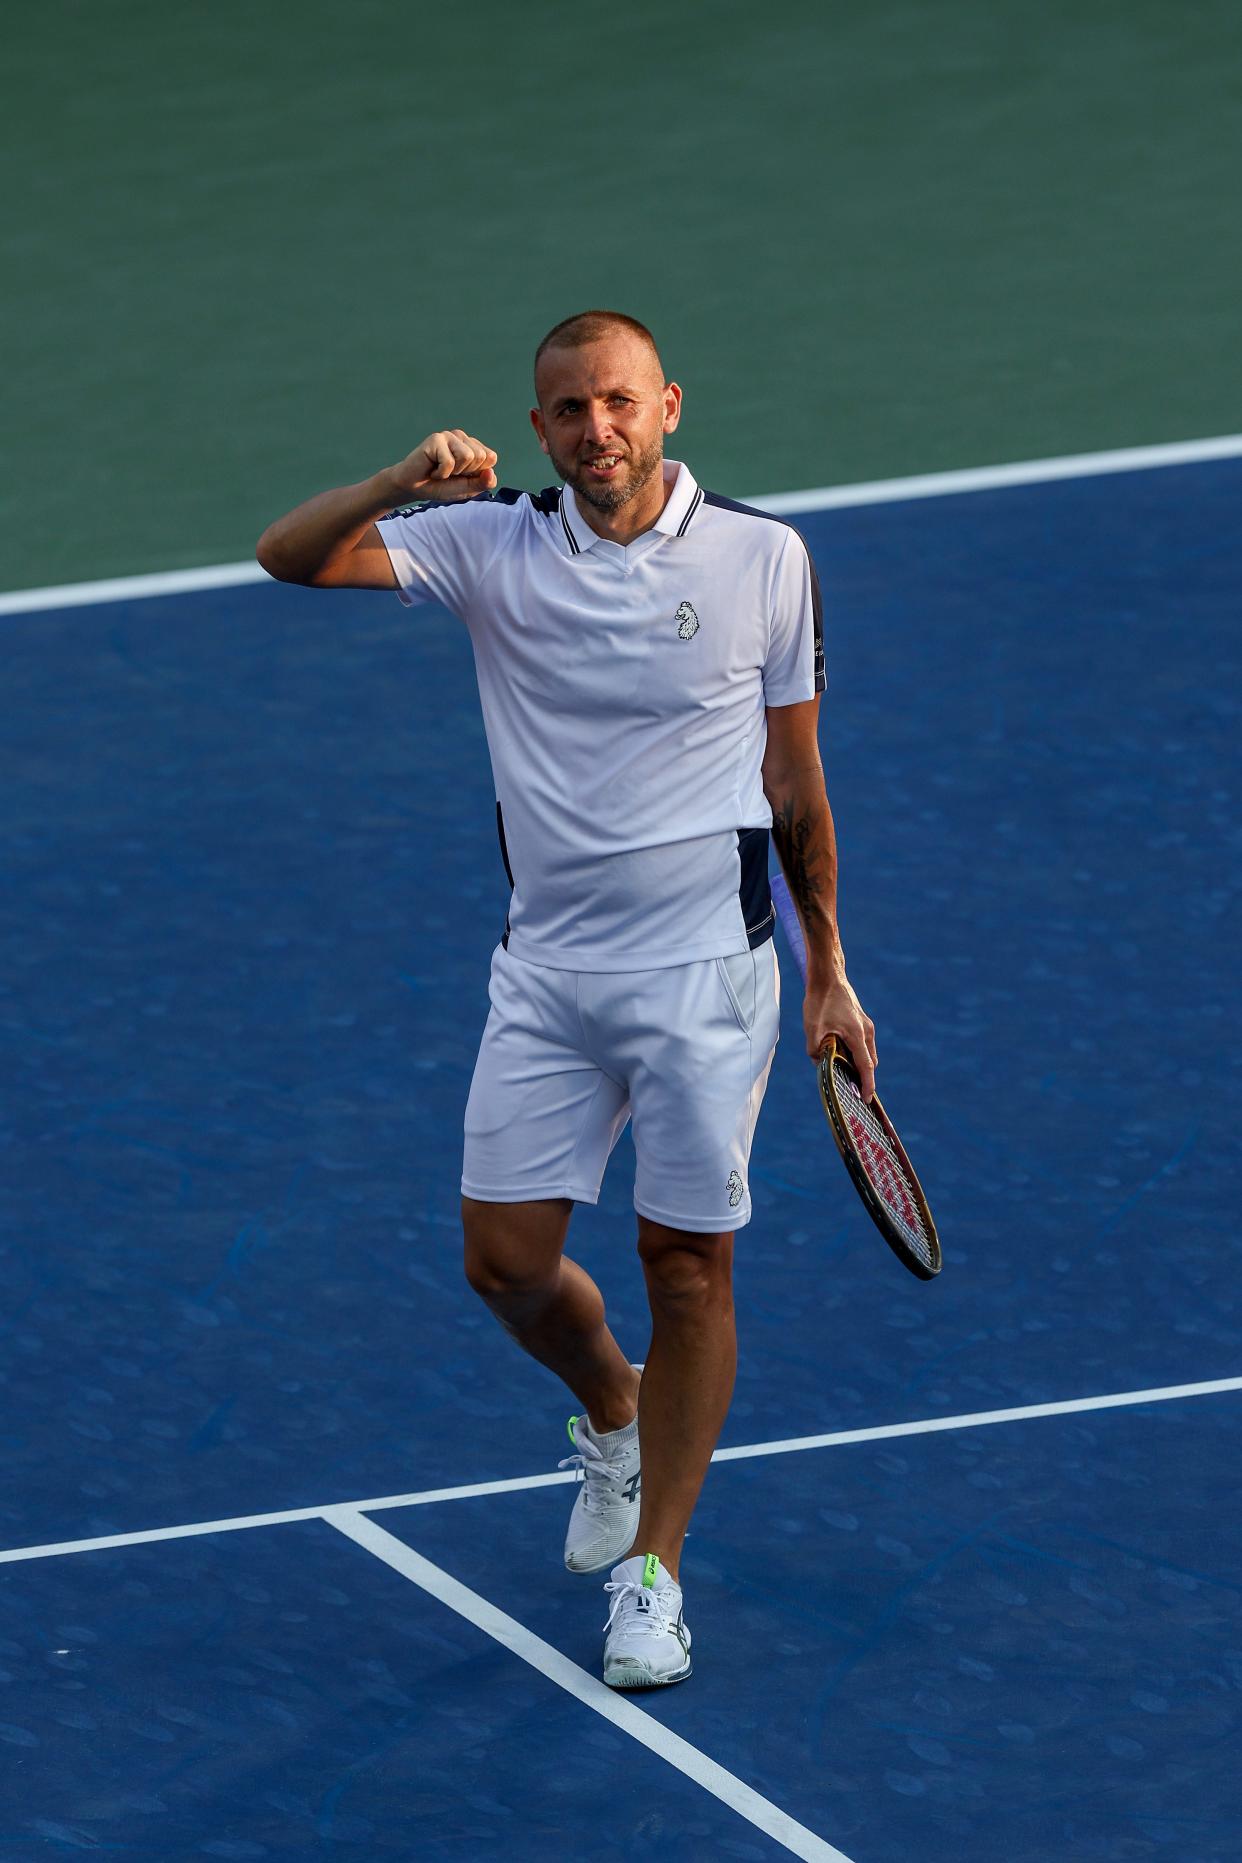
left=376, top=460, right=824, bottom=972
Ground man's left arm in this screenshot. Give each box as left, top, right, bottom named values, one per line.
left=762, top=698, right=878, bottom=1100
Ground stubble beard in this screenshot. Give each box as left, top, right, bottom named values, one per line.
left=557, top=432, right=665, bottom=513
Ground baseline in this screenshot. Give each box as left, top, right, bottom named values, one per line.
left=324, top=1505, right=855, bottom=1863
left=2, top=432, right=1240, bottom=615
left=745, top=430, right=1242, bottom=514
left=3, top=1374, right=1238, bottom=1569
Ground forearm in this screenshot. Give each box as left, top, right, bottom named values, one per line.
left=256, top=467, right=405, bottom=584
left=767, top=768, right=846, bottom=980
left=762, top=705, right=875, bottom=1090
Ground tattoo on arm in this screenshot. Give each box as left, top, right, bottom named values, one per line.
left=771, top=798, right=823, bottom=920
left=771, top=786, right=842, bottom=964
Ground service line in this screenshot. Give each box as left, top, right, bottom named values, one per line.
left=2, top=1374, right=1239, bottom=1569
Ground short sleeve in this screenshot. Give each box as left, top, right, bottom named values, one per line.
left=761, top=526, right=826, bottom=705
left=375, top=495, right=516, bottom=619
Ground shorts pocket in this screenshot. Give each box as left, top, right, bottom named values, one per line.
left=715, top=948, right=757, bottom=1035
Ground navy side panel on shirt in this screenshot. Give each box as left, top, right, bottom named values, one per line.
left=737, top=826, right=775, bottom=949
left=496, top=801, right=516, bottom=948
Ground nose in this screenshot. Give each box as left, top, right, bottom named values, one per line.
left=583, top=402, right=614, bottom=447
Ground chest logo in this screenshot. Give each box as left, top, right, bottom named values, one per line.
left=675, top=600, right=700, bottom=640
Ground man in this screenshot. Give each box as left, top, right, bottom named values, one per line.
left=256, top=311, right=876, bottom=1689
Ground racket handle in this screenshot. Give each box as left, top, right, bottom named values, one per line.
left=770, top=868, right=808, bottom=983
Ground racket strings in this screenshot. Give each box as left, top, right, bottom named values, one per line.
left=834, top=1066, right=935, bottom=1267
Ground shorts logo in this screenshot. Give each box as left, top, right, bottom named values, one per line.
left=726, top=1169, right=744, bottom=1208
left=676, top=600, right=700, bottom=640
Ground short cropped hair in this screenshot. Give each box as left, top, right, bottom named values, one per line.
left=534, top=310, right=664, bottom=383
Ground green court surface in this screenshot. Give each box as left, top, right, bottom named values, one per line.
left=4, top=0, right=1242, bottom=592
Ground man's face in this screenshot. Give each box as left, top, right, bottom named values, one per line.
left=530, top=332, right=681, bottom=513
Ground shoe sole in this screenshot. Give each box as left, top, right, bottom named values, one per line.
left=603, top=1658, right=693, bottom=1690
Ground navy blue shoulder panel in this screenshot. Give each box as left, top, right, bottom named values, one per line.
left=474, top=485, right=561, bottom=512
left=381, top=502, right=431, bottom=520
left=701, top=492, right=825, bottom=694
left=700, top=489, right=796, bottom=525
left=381, top=486, right=561, bottom=521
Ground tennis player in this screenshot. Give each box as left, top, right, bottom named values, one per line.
left=256, top=312, right=876, bottom=1689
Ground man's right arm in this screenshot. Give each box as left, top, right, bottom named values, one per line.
left=255, top=430, right=498, bottom=589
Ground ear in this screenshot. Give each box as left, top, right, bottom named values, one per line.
left=661, top=381, right=683, bottom=435
left=529, top=406, right=550, bottom=455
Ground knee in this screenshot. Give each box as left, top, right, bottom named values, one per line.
left=461, top=1200, right=563, bottom=1307
left=638, top=1225, right=733, bottom=1312
left=463, top=1235, right=548, bottom=1305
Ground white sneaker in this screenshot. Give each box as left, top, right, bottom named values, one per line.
left=558, top=1405, right=642, bottom=1575
left=602, top=1554, right=692, bottom=1689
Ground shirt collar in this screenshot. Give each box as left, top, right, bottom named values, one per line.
left=560, top=459, right=702, bottom=555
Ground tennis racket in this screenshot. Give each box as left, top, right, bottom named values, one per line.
left=770, top=869, right=942, bottom=1281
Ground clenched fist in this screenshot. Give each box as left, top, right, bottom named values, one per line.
left=390, top=430, right=499, bottom=503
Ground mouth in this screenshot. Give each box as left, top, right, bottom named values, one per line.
left=582, top=453, right=623, bottom=478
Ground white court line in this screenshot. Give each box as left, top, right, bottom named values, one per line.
left=0, top=559, right=269, bottom=617
left=0, top=1470, right=577, bottom=1567
left=744, top=431, right=1242, bottom=514
left=3, top=1374, right=1239, bottom=1569
left=2, top=431, right=1240, bottom=617
left=323, top=1506, right=855, bottom=1863
left=710, top=1373, right=1242, bottom=1462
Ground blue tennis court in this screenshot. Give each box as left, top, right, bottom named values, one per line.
left=2, top=452, right=1239, bottom=1859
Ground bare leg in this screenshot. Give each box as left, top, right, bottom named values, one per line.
left=626, top=1216, right=736, bottom=1582
left=462, top=1196, right=640, bottom=1434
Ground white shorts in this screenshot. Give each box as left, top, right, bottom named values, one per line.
left=461, top=941, right=781, bottom=1232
